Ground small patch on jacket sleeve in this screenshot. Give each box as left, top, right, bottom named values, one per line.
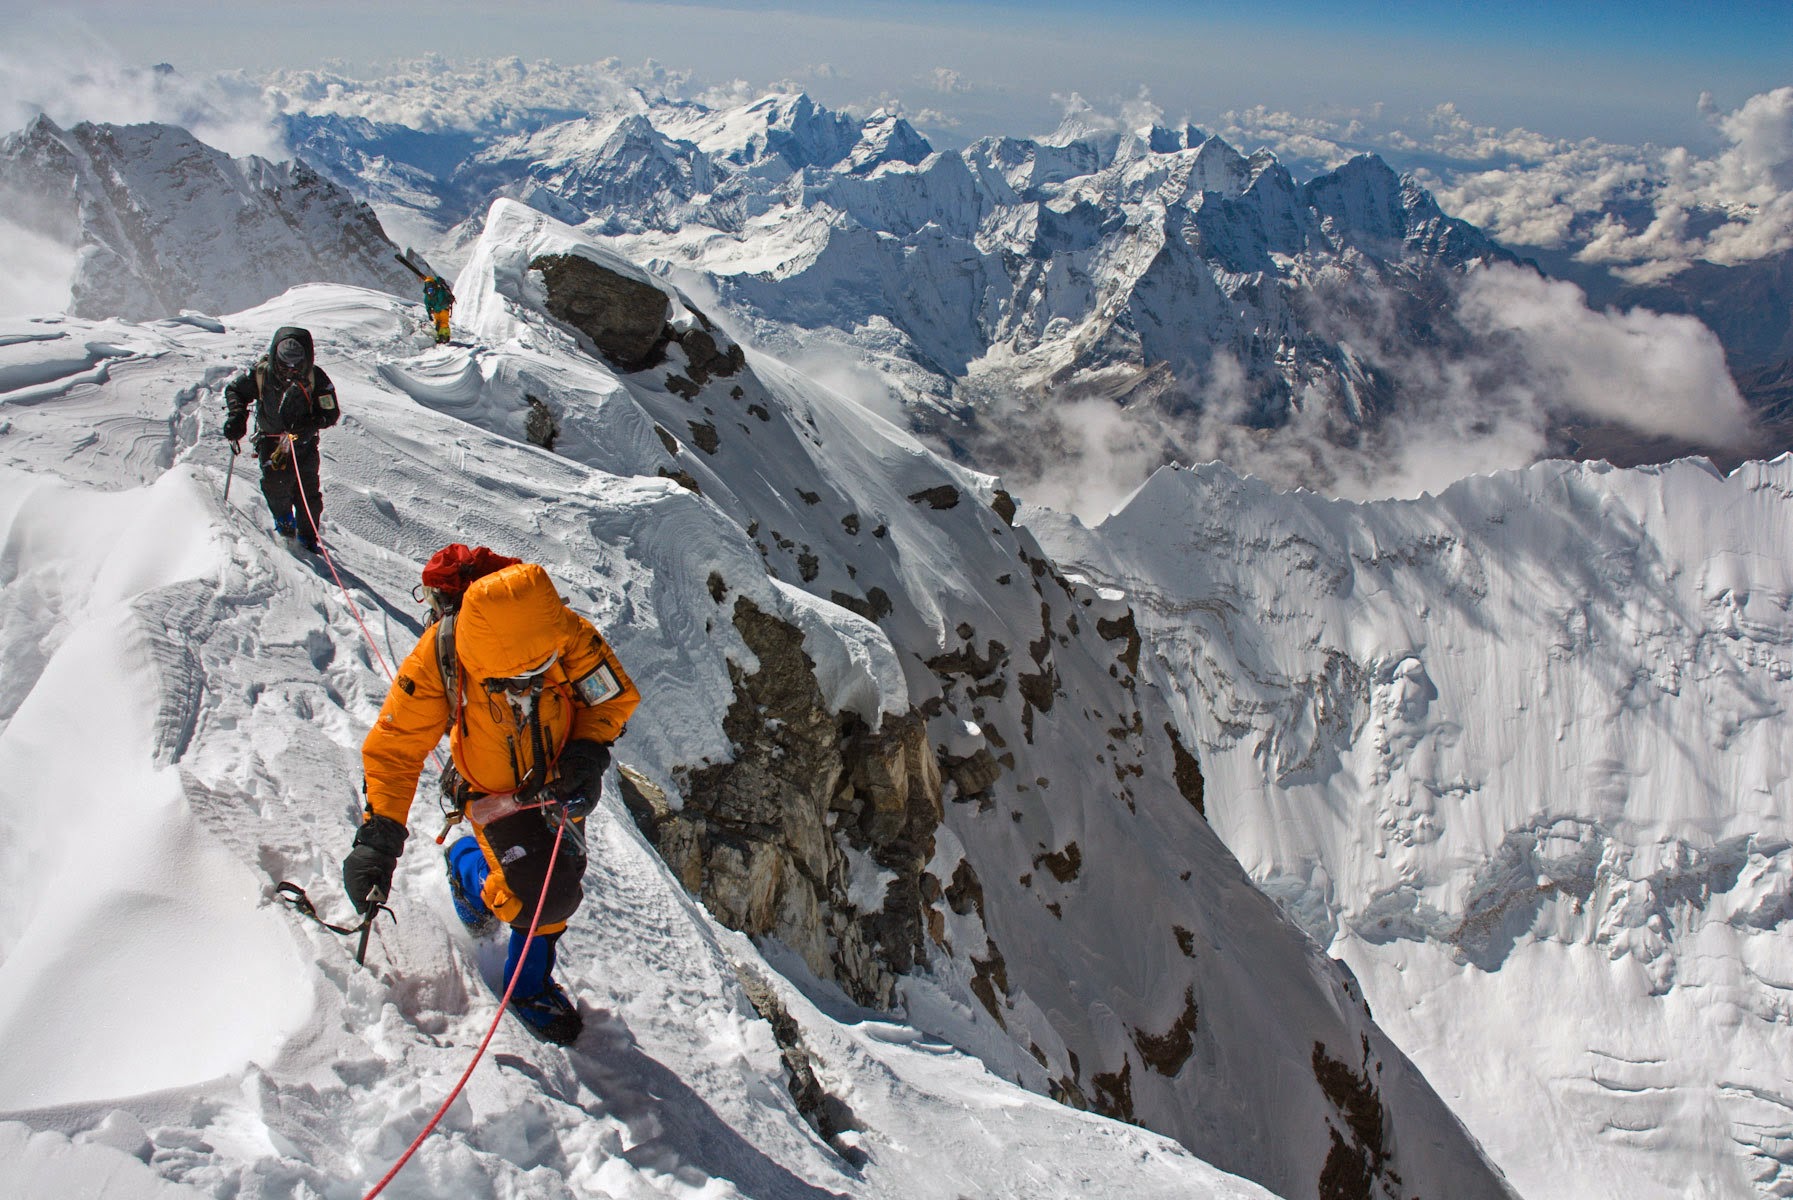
left=396, top=673, right=415, bottom=695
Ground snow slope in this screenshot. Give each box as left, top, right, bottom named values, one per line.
left=0, top=202, right=1516, bottom=1198
left=1035, top=457, right=1793, bottom=1199
left=0, top=297, right=1276, bottom=1199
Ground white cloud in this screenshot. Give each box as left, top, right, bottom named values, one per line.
left=1454, top=263, right=1752, bottom=448
left=263, top=56, right=661, bottom=134
left=928, top=68, right=971, bottom=95
left=1429, top=88, right=1793, bottom=275
left=0, top=216, right=77, bottom=318
left=0, top=39, right=285, bottom=159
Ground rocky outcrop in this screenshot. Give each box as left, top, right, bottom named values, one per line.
left=530, top=252, right=671, bottom=369
left=620, top=595, right=943, bottom=1008
left=1313, top=1038, right=1392, bottom=1200
left=530, top=250, right=751, bottom=399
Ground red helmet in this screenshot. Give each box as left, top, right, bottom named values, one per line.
left=417, top=544, right=523, bottom=617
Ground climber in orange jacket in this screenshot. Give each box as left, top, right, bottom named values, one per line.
left=345, top=546, right=640, bottom=1044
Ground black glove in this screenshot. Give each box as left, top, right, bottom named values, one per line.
left=223, top=409, right=248, bottom=441
left=342, top=814, right=408, bottom=913
left=553, top=739, right=611, bottom=818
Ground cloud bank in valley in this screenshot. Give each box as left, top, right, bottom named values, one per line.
left=995, top=264, right=1752, bottom=522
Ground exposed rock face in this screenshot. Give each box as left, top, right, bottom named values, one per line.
left=530, top=250, right=750, bottom=399
left=0, top=116, right=411, bottom=321
left=1313, top=1038, right=1392, bottom=1200
left=523, top=393, right=558, bottom=449
left=623, top=596, right=943, bottom=1008
left=530, top=252, right=671, bottom=369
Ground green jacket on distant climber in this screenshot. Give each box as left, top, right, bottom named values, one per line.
left=423, top=276, right=454, bottom=344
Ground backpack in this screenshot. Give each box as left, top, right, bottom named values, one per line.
left=424, top=277, right=454, bottom=313
left=418, top=543, right=523, bottom=704
left=253, top=358, right=321, bottom=437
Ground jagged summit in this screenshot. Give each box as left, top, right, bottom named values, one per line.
left=0, top=116, right=414, bottom=322
left=258, top=83, right=1522, bottom=479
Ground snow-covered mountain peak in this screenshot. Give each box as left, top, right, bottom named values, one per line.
left=843, top=109, right=932, bottom=174
left=0, top=116, right=413, bottom=322
left=1043, top=449, right=1793, bottom=1199
left=680, top=91, right=862, bottom=171
left=1145, top=122, right=1208, bottom=154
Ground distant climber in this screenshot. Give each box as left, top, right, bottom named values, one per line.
left=394, top=247, right=454, bottom=345
left=422, top=273, right=455, bottom=345
left=345, top=545, right=641, bottom=1045
left=222, top=326, right=339, bottom=553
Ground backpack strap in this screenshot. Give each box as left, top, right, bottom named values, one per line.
left=436, top=612, right=461, bottom=718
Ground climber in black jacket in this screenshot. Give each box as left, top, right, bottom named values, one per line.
left=223, top=326, right=341, bottom=552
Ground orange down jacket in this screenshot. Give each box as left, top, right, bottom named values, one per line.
left=361, top=562, right=641, bottom=829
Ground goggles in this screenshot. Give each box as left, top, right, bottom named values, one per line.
left=415, top=584, right=458, bottom=618
left=274, top=337, right=308, bottom=372
left=482, top=652, right=560, bottom=695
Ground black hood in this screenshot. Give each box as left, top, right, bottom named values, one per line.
left=267, top=326, right=315, bottom=376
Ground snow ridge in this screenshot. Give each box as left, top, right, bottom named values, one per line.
left=0, top=205, right=1517, bottom=1198
left=1039, top=454, right=1793, bottom=1200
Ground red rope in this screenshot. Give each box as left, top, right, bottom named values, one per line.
left=283, top=434, right=395, bottom=680
left=276, top=435, right=573, bottom=1193
left=360, top=819, right=568, bottom=1199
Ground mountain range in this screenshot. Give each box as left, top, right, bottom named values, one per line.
left=0, top=197, right=1524, bottom=1199
left=0, top=69, right=1786, bottom=1200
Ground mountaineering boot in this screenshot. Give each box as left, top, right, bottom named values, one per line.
left=504, top=929, right=582, bottom=1045
left=511, top=979, right=582, bottom=1045
left=298, top=529, right=320, bottom=554
left=274, top=512, right=297, bottom=538
left=444, top=837, right=499, bottom=936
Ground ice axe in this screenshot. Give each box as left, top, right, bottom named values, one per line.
left=356, top=885, right=388, bottom=966
left=223, top=439, right=240, bottom=504
left=273, top=881, right=395, bottom=968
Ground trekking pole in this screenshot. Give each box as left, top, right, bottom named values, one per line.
left=224, top=440, right=240, bottom=504
left=356, top=885, right=387, bottom=966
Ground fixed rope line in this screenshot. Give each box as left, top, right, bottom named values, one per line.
left=359, top=817, right=568, bottom=1200
left=274, top=431, right=560, bottom=1198
left=285, top=433, right=395, bottom=681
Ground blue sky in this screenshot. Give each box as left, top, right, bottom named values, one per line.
left=3, top=0, right=1788, bottom=150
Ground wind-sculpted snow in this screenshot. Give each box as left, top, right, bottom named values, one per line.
left=1040, top=455, right=1793, bottom=1199
left=0, top=204, right=1518, bottom=1198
